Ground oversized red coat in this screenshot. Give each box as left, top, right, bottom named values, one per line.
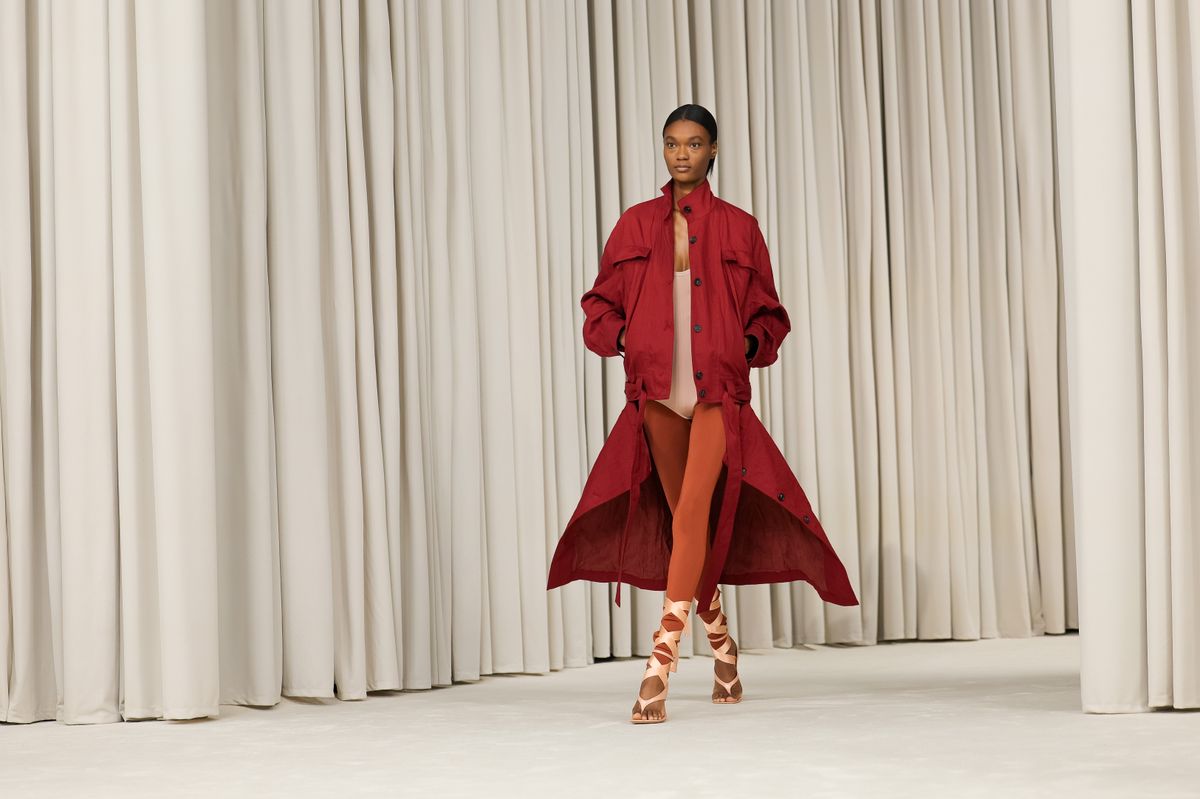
left=546, top=176, right=858, bottom=612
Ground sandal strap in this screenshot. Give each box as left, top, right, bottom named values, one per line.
left=700, top=588, right=738, bottom=665
left=651, top=631, right=681, bottom=663
left=709, top=638, right=737, bottom=665
left=662, top=598, right=691, bottom=623
left=634, top=597, right=692, bottom=717
left=713, top=673, right=741, bottom=693
left=650, top=597, right=692, bottom=670
left=634, top=657, right=672, bottom=712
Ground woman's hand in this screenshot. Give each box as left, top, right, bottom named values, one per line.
left=744, top=334, right=759, bottom=361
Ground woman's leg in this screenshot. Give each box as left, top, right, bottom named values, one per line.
left=632, top=401, right=727, bottom=721
left=668, top=404, right=741, bottom=702
left=698, top=585, right=742, bottom=702
left=632, top=401, right=693, bottom=722
left=665, top=402, right=725, bottom=599
left=671, top=407, right=741, bottom=702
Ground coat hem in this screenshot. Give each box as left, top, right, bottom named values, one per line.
left=548, top=567, right=859, bottom=607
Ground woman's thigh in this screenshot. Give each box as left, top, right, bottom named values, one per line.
left=644, top=400, right=691, bottom=512
left=677, top=402, right=725, bottom=519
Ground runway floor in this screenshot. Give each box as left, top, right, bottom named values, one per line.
left=3, top=631, right=1197, bottom=798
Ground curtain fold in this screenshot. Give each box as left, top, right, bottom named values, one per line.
left=1, top=0, right=1076, bottom=725
left=1053, top=0, right=1200, bottom=712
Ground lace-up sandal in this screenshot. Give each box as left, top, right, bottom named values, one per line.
left=631, top=597, right=692, bottom=724
left=699, top=587, right=742, bottom=704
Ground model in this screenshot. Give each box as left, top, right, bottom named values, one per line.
left=546, top=104, right=859, bottom=724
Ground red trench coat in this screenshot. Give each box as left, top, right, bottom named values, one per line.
left=546, top=177, right=859, bottom=612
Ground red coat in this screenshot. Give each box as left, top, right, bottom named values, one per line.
left=546, top=177, right=858, bottom=612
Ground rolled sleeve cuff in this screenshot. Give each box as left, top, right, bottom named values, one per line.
left=587, top=313, right=626, bottom=358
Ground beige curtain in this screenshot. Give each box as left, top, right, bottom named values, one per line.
left=592, top=0, right=1073, bottom=662
left=1053, top=0, right=1200, bottom=713
left=0, top=0, right=1075, bottom=725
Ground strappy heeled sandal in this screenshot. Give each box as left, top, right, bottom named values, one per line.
left=701, top=587, right=743, bottom=704
left=631, top=597, right=692, bottom=724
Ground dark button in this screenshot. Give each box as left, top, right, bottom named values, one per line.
left=688, top=235, right=697, bottom=244
left=683, top=205, right=692, bottom=213
left=740, top=466, right=747, bottom=476
left=693, top=324, right=702, bottom=333
left=695, top=370, right=703, bottom=380
left=777, top=492, right=785, bottom=501
left=698, top=388, right=707, bottom=398
left=802, top=514, right=811, bottom=524
left=693, top=277, right=701, bottom=286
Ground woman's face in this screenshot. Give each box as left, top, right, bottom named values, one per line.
left=662, top=119, right=716, bottom=184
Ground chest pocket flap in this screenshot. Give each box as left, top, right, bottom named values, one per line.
left=611, top=243, right=651, bottom=268
left=721, top=247, right=755, bottom=270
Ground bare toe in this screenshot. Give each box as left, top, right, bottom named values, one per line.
left=632, top=673, right=668, bottom=722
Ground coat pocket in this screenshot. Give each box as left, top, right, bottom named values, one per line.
left=611, top=243, right=651, bottom=269
left=612, top=244, right=652, bottom=337
left=721, top=247, right=756, bottom=318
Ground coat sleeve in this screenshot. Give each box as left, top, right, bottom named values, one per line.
left=742, top=220, right=791, bottom=368
left=580, top=214, right=636, bottom=358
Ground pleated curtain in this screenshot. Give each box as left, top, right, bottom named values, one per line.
left=587, top=0, right=1073, bottom=662
left=1, top=0, right=1077, bottom=725
left=1052, top=0, right=1200, bottom=713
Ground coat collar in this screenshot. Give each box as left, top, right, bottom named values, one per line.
left=660, top=176, right=715, bottom=221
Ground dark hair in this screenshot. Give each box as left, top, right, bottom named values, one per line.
left=662, top=104, right=718, bottom=176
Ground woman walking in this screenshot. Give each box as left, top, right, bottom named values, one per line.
left=547, top=104, right=858, bottom=724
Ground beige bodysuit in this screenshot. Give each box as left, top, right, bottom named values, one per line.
left=655, top=268, right=698, bottom=419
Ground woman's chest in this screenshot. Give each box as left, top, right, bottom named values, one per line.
left=633, top=211, right=754, bottom=305
left=619, top=211, right=755, bottom=333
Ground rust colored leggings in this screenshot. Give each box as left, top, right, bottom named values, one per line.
left=643, top=400, right=727, bottom=601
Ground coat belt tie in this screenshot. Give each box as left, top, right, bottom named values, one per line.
left=613, top=375, right=649, bottom=607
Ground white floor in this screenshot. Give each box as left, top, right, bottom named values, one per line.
left=2, top=632, right=1197, bottom=798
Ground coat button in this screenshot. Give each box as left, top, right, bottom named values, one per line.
left=777, top=492, right=785, bottom=501
left=698, top=388, right=707, bottom=398
left=802, top=514, right=811, bottom=524
left=741, top=466, right=747, bottom=476
left=695, top=370, right=703, bottom=379
left=683, top=205, right=692, bottom=213
left=688, top=235, right=697, bottom=244
left=693, top=277, right=701, bottom=286
left=693, top=324, right=702, bottom=333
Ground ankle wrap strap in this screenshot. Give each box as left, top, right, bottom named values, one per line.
left=700, top=587, right=737, bottom=663
left=651, top=598, right=692, bottom=662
